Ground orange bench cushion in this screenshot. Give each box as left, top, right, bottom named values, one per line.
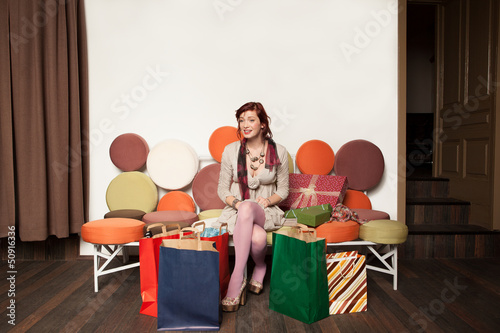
left=316, top=221, right=360, bottom=243
left=81, top=218, right=145, bottom=245
left=296, top=139, right=335, bottom=175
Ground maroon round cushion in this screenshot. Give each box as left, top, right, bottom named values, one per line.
left=109, top=133, right=149, bottom=171
left=192, top=164, right=225, bottom=211
left=334, top=140, right=384, bottom=191
left=142, top=210, right=199, bottom=226
left=353, top=208, right=390, bottom=221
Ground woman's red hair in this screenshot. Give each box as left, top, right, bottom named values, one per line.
left=235, top=102, right=273, bottom=140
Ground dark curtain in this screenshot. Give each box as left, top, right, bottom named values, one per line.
left=0, top=0, right=89, bottom=241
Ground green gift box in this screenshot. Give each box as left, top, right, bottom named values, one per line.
left=284, top=204, right=332, bottom=227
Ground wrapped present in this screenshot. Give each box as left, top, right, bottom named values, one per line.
left=279, top=174, right=348, bottom=211
left=326, top=251, right=367, bottom=314
left=284, top=204, right=333, bottom=227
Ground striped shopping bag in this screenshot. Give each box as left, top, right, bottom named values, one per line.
left=326, top=251, right=367, bottom=314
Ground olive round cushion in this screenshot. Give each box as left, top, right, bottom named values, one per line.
left=81, top=218, right=145, bottom=245
left=287, top=152, right=294, bottom=173
left=157, top=191, right=196, bottom=212
left=192, top=163, right=225, bottom=210
left=334, top=139, right=384, bottom=191
left=296, top=140, right=335, bottom=175
left=104, top=209, right=146, bottom=220
left=316, top=221, right=360, bottom=243
left=109, top=133, right=149, bottom=171
left=208, top=126, right=239, bottom=163
left=106, top=172, right=158, bottom=213
left=353, top=209, right=390, bottom=221
left=198, top=209, right=223, bottom=220
left=142, top=210, right=199, bottom=225
left=359, top=219, right=408, bottom=244
left=266, top=226, right=294, bottom=245
left=147, top=139, right=199, bottom=190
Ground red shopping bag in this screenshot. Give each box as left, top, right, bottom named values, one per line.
left=139, top=223, right=189, bottom=317
left=193, top=221, right=230, bottom=299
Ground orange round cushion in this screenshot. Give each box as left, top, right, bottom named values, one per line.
left=208, top=126, right=239, bottom=163
left=316, top=221, right=360, bottom=243
left=81, top=218, right=145, bottom=244
left=157, top=191, right=196, bottom=212
left=296, top=140, right=335, bottom=175
left=343, top=190, right=372, bottom=209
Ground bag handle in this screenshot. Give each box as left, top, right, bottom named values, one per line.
left=293, top=223, right=317, bottom=238
left=150, top=223, right=182, bottom=238
left=180, top=227, right=203, bottom=250
left=219, top=222, right=228, bottom=235
left=340, top=259, right=356, bottom=280
left=192, top=221, right=206, bottom=232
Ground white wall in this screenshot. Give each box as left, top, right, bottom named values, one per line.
left=82, top=0, right=400, bottom=254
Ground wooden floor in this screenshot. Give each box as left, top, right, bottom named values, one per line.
left=1, top=257, right=499, bottom=333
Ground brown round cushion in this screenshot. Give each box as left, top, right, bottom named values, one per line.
left=109, top=133, right=149, bottom=171
left=192, top=164, right=225, bottom=210
left=104, top=209, right=146, bottom=220
left=334, top=140, right=384, bottom=191
left=81, top=218, right=145, bottom=245
left=316, top=221, right=360, bottom=243
left=353, top=208, right=390, bottom=221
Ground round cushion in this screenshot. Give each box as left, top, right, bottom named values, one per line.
left=316, top=221, right=360, bottom=243
left=147, top=139, right=199, bottom=190
left=287, top=152, right=294, bottom=173
left=266, top=226, right=294, bottom=245
left=104, top=209, right=146, bottom=220
left=192, top=164, right=225, bottom=210
left=157, top=191, right=196, bottom=212
left=359, top=220, right=408, bottom=244
left=106, top=172, right=158, bottom=213
left=343, top=190, right=372, bottom=209
left=353, top=209, right=390, bottom=221
left=334, top=140, right=384, bottom=191
left=198, top=209, right=223, bottom=220
left=81, top=218, right=145, bottom=244
left=296, top=140, right=335, bottom=175
left=208, top=126, right=239, bottom=163
left=109, top=133, right=149, bottom=171
left=142, top=210, right=199, bottom=226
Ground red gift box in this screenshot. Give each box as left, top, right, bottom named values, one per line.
left=279, top=174, right=348, bottom=211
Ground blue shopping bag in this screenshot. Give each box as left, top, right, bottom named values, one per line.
left=157, top=230, right=220, bottom=331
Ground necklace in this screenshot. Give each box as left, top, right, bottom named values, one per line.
left=246, top=144, right=265, bottom=171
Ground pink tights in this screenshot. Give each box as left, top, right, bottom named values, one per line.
left=226, top=201, right=268, bottom=298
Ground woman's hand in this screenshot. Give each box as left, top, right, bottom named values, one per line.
left=256, top=196, right=271, bottom=208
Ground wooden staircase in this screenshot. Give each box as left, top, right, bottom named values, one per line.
left=399, top=176, right=500, bottom=259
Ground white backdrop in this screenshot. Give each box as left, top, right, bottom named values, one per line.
left=83, top=0, right=400, bottom=254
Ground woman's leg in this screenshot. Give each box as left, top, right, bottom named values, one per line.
left=250, top=225, right=268, bottom=284
left=225, top=201, right=265, bottom=298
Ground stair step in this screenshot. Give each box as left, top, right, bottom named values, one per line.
left=406, top=177, right=449, bottom=199
left=406, top=197, right=470, bottom=225
left=406, top=197, right=470, bottom=205
left=407, top=224, right=496, bottom=235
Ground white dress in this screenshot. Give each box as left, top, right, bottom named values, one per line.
left=214, top=141, right=289, bottom=234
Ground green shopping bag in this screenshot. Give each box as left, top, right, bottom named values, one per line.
left=269, top=224, right=330, bottom=324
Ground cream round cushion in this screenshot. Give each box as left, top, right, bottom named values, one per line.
left=359, top=219, right=408, bottom=244
left=147, top=139, right=199, bottom=190
left=106, top=172, right=158, bottom=213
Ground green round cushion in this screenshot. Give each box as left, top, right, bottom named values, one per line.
left=106, top=172, right=158, bottom=213
left=359, top=219, right=408, bottom=244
